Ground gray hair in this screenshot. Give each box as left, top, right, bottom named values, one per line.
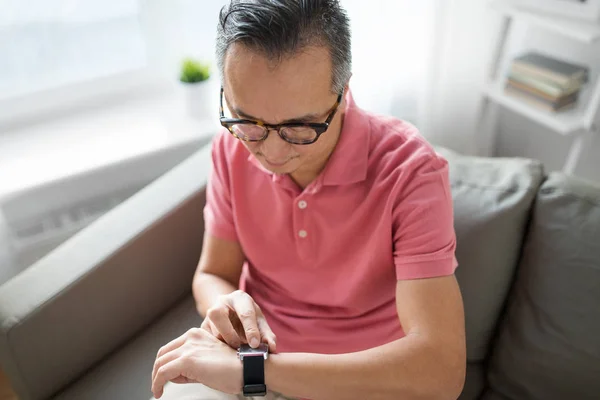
left=216, top=0, right=352, bottom=93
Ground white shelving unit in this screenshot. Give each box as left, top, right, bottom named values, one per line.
left=477, top=1, right=600, bottom=174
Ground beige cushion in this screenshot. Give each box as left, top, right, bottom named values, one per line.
left=484, top=173, right=600, bottom=400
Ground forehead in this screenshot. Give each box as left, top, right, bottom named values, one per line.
left=223, top=43, right=334, bottom=122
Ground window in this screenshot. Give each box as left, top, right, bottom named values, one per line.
left=0, top=0, right=148, bottom=100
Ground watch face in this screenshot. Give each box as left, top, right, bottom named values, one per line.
left=238, top=343, right=269, bottom=358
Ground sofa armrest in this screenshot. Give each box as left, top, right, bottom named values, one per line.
left=0, top=143, right=212, bottom=400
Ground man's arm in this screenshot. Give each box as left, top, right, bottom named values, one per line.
left=192, top=233, right=277, bottom=350
left=265, top=275, right=466, bottom=400
left=192, top=232, right=245, bottom=317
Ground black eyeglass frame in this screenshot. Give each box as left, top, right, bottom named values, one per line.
left=219, top=87, right=344, bottom=145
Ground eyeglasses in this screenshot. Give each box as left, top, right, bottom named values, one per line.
left=219, top=87, right=344, bottom=145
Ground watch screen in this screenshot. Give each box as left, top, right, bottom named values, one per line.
left=240, top=343, right=269, bottom=354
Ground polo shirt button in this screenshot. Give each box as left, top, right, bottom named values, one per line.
left=298, top=230, right=308, bottom=238
left=298, top=200, right=307, bottom=209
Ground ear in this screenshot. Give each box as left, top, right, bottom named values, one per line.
left=339, top=78, right=352, bottom=109
left=344, top=73, right=353, bottom=93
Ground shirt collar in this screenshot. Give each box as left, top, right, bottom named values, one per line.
left=320, top=88, right=370, bottom=186
left=246, top=88, right=370, bottom=187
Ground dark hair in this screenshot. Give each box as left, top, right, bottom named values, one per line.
left=216, top=0, right=352, bottom=93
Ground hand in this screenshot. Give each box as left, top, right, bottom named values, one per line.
left=151, top=327, right=242, bottom=398
left=201, top=290, right=277, bottom=352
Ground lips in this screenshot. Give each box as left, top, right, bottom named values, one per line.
left=264, top=157, right=290, bottom=167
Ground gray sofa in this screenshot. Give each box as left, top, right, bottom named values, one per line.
left=1, top=142, right=599, bottom=400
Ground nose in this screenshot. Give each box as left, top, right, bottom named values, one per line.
left=260, top=128, right=291, bottom=160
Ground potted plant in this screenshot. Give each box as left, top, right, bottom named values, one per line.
left=179, top=57, right=213, bottom=120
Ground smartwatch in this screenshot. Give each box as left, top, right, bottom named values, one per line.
left=237, top=343, right=269, bottom=397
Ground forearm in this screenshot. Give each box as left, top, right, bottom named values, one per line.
left=266, top=334, right=465, bottom=400
left=192, top=272, right=237, bottom=317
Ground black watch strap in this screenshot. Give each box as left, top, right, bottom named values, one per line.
left=242, top=355, right=267, bottom=396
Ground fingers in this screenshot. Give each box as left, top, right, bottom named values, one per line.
left=229, top=293, right=261, bottom=348
left=200, top=319, right=212, bottom=333
left=152, top=358, right=187, bottom=399
left=206, top=305, right=243, bottom=348
left=257, top=317, right=277, bottom=353
left=201, top=319, right=225, bottom=343
left=152, top=347, right=182, bottom=385
left=170, top=376, right=191, bottom=384
left=205, top=291, right=276, bottom=351
left=152, top=334, right=187, bottom=383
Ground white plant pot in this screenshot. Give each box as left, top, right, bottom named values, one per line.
left=180, top=80, right=215, bottom=121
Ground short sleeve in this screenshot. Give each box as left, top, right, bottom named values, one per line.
left=392, top=155, right=458, bottom=280
left=203, top=132, right=239, bottom=241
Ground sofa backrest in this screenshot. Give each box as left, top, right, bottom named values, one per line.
left=484, top=172, right=600, bottom=400
left=0, top=145, right=212, bottom=400
left=436, top=147, right=544, bottom=400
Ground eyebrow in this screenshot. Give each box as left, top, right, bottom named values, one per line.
left=230, top=105, right=323, bottom=124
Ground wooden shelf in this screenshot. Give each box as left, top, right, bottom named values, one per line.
left=483, top=83, right=585, bottom=135
left=479, top=1, right=600, bottom=173
left=492, top=1, right=600, bottom=43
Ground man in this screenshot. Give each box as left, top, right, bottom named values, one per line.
left=151, top=1, right=466, bottom=399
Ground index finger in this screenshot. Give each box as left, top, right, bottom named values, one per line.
left=228, top=294, right=260, bottom=348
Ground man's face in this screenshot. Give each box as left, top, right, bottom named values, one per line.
left=222, top=43, right=345, bottom=176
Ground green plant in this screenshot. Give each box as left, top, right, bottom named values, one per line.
left=180, top=58, right=211, bottom=83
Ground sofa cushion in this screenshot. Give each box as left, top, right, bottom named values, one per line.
left=53, top=295, right=201, bottom=400
left=459, top=362, right=486, bottom=400
left=484, top=172, right=600, bottom=400
left=436, top=147, right=543, bottom=399
left=437, top=147, right=544, bottom=362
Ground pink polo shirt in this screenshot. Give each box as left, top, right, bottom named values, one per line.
left=204, top=90, right=458, bottom=355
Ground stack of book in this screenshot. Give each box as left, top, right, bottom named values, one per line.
left=505, top=52, right=589, bottom=113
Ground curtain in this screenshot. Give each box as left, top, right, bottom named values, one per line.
left=342, top=0, right=437, bottom=129
left=345, top=0, right=495, bottom=154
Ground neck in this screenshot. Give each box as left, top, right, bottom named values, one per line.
left=289, top=170, right=319, bottom=189
left=290, top=107, right=346, bottom=189
left=290, top=133, right=342, bottom=189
